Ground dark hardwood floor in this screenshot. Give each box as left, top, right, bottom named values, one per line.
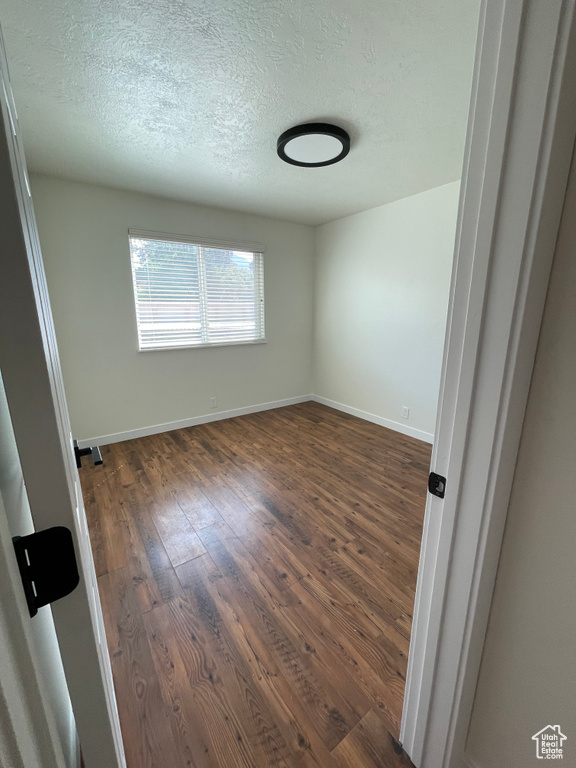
left=80, top=401, right=430, bottom=768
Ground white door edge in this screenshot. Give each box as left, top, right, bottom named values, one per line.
left=401, top=2, right=576, bottom=767
left=0, top=26, right=126, bottom=768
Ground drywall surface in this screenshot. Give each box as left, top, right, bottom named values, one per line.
left=313, top=181, right=459, bottom=438
left=31, top=175, right=314, bottom=441
left=465, top=161, right=576, bottom=767
left=0, top=372, right=76, bottom=768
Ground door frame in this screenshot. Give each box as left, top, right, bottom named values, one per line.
left=0, top=27, right=126, bottom=768
left=401, top=1, right=576, bottom=766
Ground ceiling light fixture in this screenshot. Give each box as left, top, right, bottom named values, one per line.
left=277, top=123, right=350, bottom=167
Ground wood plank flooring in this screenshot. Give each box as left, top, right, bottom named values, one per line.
left=80, top=402, right=431, bottom=768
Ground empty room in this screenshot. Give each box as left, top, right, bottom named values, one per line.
left=0, top=0, right=490, bottom=766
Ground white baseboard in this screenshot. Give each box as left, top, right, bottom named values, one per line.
left=78, top=393, right=434, bottom=447
left=310, top=395, right=434, bottom=444
left=76, top=395, right=313, bottom=447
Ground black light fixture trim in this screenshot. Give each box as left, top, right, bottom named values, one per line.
left=277, top=123, right=350, bottom=167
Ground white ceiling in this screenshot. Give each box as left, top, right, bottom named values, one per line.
left=2, top=0, right=479, bottom=225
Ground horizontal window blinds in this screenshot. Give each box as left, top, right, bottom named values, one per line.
left=129, top=235, right=265, bottom=350
left=129, top=229, right=266, bottom=254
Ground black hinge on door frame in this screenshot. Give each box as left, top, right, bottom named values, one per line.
left=428, top=472, right=447, bottom=499
left=12, top=527, right=80, bottom=617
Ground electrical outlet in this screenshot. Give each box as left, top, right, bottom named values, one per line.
left=401, top=406, right=410, bottom=420
left=210, top=397, right=217, bottom=410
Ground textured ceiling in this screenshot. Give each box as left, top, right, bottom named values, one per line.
left=2, top=0, right=479, bottom=225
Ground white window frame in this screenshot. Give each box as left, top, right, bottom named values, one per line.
left=128, top=229, right=266, bottom=351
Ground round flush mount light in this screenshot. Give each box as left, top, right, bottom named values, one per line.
left=277, top=123, right=350, bottom=167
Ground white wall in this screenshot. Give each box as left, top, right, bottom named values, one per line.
left=0, top=371, right=76, bottom=768
left=313, top=181, right=459, bottom=440
left=32, top=175, right=459, bottom=445
left=30, top=175, right=315, bottom=442
left=465, top=160, right=576, bottom=767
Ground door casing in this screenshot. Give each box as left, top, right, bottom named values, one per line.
left=0, top=27, right=126, bottom=768
left=402, top=1, right=576, bottom=766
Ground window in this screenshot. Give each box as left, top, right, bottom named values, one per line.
left=128, top=230, right=265, bottom=350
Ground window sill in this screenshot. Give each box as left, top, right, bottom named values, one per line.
left=138, top=339, right=267, bottom=352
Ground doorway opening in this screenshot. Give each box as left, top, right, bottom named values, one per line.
left=2, top=0, right=480, bottom=762
left=6, top=2, right=573, bottom=768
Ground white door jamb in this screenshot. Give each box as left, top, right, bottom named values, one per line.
left=401, top=2, right=576, bottom=766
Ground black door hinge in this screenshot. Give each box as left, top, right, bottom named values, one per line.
left=13, top=527, right=80, bottom=617
left=428, top=472, right=446, bottom=499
